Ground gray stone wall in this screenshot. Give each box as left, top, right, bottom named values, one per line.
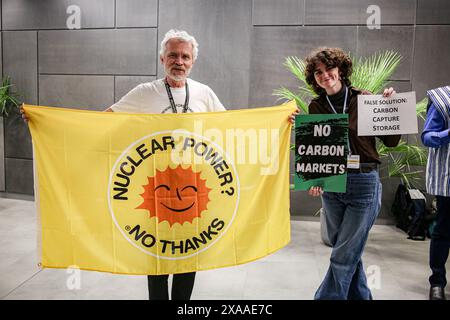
left=1, top=0, right=449, bottom=220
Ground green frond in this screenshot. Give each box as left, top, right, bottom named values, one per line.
left=273, top=87, right=308, bottom=113
left=0, top=77, right=20, bottom=117
left=350, top=50, right=402, bottom=93
left=416, top=97, right=428, bottom=120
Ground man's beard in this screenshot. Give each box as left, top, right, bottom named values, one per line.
left=165, top=65, right=191, bottom=82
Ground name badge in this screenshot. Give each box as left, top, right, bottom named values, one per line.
left=347, top=155, right=360, bottom=169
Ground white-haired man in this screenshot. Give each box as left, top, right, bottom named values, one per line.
left=105, top=29, right=224, bottom=114
left=105, top=29, right=225, bottom=300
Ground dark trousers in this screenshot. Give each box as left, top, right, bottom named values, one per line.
left=147, top=272, right=196, bottom=300
left=429, top=195, right=450, bottom=288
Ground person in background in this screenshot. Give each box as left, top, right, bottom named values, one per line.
left=304, top=47, right=400, bottom=300
left=421, top=85, right=450, bottom=301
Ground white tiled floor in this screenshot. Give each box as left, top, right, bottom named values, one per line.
left=1, top=197, right=448, bottom=300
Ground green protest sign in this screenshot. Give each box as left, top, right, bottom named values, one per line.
left=295, top=114, right=349, bottom=192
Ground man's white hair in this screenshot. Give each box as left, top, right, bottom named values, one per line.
left=160, top=29, right=199, bottom=61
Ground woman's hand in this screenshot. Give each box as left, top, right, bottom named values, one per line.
left=288, top=108, right=300, bottom=124
left=382, top=87, right=396, bottom=98
left=308, top=186, right=323, bottom=197
left=19, top=104, right=29, bottom=123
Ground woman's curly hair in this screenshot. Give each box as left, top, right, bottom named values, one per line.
left=305, top=47, right=353, bottom=95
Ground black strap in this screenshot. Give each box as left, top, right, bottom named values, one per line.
left=164, top=79, right=189, bottom=113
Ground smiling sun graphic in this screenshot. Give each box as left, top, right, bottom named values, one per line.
left=136, top=165, right=211, bottom=226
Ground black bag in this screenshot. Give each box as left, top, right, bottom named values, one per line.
left=406, top=198, right=427, bottom=240
left=391, top=184, right=435, bottom=241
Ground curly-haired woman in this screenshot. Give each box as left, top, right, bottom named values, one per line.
left=304, top=47, right=401, bottom=300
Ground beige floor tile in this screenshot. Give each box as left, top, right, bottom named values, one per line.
left=2, top=198, right=449, bottom=300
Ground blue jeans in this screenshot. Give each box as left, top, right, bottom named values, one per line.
left=429, top=195, right=450, bottom=288
left=315, top=171, right=382, bottom=300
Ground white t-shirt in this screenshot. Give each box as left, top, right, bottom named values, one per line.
left=110, top=78, right=226, bottom=113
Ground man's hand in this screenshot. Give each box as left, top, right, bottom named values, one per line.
left=19, top=104, right=29, bottom=123
left=288, top=108, right=300, bottom=124
left=308, top=186, right=323, bottom=197
left=382, top=87, right=396, bottom=98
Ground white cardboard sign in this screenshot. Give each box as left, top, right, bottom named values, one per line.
left=357, top=91, right=418, bottom=136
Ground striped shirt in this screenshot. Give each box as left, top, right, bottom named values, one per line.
left=422, top=86, right=450, bottom=196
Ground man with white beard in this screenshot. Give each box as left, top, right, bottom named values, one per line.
left=105, top=29, right=226, bottom=300
left=106, top=29, right=225, bottom=115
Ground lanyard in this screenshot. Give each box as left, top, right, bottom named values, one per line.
left=325, top=86, right=352, bottom=155
left=325, top=86, right=348, bottom=115
left=164, top=78, right=190, bottom=113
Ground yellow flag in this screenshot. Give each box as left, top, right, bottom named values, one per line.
left=25, top=101, right=296, bottom=275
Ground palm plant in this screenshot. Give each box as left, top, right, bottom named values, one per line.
left=275, top=50, right=428, bottom=188
left=0, top=77, right=20, bottom=117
